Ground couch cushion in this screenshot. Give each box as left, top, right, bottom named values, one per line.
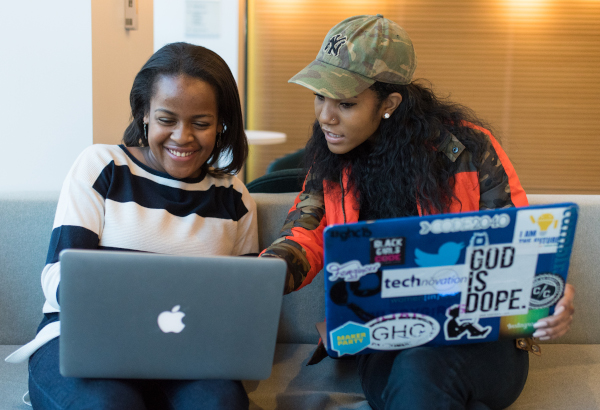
left=508, top=344, right=600, bottom=409
left=244, top=343, right=370, bottom=410
left=0, top=193, right=58, bottom=345
left=252, top=193, right=330, bottom=344
left=1, top=342, right=368, bottom=410
left=528, top=195, right=600, bottom=344
left=246, top=343, right=600, bottom=410
left=4, top=343, right=600, bottom=410
left=251, top=192, right=298, bottom=251
left=0, top=345, right=29, bottom=409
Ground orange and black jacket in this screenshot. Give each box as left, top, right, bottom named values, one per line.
left=261, top=125, right=528, bottom=294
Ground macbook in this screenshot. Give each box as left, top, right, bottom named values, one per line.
left=59, top=250, right=286, bottom=380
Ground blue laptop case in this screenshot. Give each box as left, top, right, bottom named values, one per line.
left=323, top=203, right=578, bottom=357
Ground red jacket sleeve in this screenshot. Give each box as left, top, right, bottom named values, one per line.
left=259, top=172, right=327, bottom=293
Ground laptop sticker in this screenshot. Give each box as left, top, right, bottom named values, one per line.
left=330, top=313, right=442, bottom=356
left=366, top=313, right=440, bottom=350
left=381, top=266, right=467, bottom=298
left=326, top=260, right=381, bottom=282
left=443, top=304, right=492, bottom=341
left=414, top=241, right=465, bottom=267
left=370, top=236, right=405, bottom=266
left=459, top=238, right=538, bottom=319
left=330, top=322, right=371, bottom=356
left=329, top=226, right=373, bottom=241
left=499, top=308, right=549, bottom=338
left=419, top=213, right=511, bottom=235
left=513, top=207, right=569, bottom=253
left=329, top=275, right=380, bottom=322
left=529, top=273, right=565, bottom=309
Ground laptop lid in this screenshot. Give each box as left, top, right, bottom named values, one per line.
left=59, top=250, right=286, bottom=380
left=323, top=203, right=578, bottom=357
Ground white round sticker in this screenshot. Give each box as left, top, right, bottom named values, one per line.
left=530, top=273, right=565, bottom=309
left=366, top=313, right=440, bottom=350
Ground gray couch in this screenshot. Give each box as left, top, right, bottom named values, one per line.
left=1, top=192, right=599, bottom=409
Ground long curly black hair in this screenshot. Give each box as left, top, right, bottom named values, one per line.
left=303, top=80, right=493, bottom=219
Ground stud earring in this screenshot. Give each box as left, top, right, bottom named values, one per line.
left=383, top=113, right=390, bottom=119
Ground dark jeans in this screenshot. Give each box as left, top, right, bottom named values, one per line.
left=357, top=340, right=529, bottom=410
left=28, top=338, right=249, bottom=410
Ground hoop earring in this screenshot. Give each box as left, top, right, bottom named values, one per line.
left=216, top=132, right=222, bottom=148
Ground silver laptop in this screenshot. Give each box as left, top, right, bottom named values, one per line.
left=59, top=249, right=286, bottom=380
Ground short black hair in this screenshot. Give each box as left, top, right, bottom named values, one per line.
left=122, top=42, right=247, bottom=176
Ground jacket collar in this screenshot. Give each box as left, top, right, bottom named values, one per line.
left=438, top=132, right=465, bottom=162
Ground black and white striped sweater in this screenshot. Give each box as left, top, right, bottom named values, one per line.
left=7, top=144, right=258, bottom=363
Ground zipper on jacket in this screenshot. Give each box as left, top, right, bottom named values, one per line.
left=339, top=172, right=346, bottom=224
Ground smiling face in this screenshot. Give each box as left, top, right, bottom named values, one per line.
left=143, top=74, right=221, bottom=179
left=314, top=88, right=390, bottom=155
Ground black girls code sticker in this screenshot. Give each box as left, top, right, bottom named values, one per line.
left=370, top=236, right=405, bottom=266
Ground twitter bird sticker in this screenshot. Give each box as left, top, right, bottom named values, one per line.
left=415, top=242, right=465, bottom=267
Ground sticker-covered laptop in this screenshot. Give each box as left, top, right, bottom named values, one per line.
left=323, top=203, right=578, bottom=358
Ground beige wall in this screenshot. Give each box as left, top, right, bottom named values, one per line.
left=92, top=0, right=154, bottom=145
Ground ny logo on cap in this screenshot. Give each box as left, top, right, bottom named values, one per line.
left=324, top=34, right=347, bottom=56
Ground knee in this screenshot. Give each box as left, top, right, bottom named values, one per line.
left=380, top=348, right=466, bottom=408
left=391, top=347, right=450, bottom=384
left=199, top=380, right=249, bottom=410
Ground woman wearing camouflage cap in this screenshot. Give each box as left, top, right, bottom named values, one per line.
left=260, top=14, right=575, bottom=409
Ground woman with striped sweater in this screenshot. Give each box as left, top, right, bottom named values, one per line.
left=8, top=42, right=257, bottom=410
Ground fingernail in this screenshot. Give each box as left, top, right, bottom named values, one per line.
left=539, top=336, right=551, bottom=341
left=532, top=330, right=547, bottom=338
left=533, top=321, right=548, bottom=329
left=554, top=306, right=565, bottom=316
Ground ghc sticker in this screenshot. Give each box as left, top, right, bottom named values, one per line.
left=330, top=322, right=371, bottom=356
left=366, top=313, right=440, bottom=350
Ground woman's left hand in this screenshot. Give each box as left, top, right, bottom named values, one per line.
left=532, top=283, right=575, bottom=340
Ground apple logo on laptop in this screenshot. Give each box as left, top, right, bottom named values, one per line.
left=157, top=305, right=186, bottom=333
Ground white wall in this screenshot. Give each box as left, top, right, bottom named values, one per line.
left=0, top=1, right=93, bottom=192
left=153, top=0, right=239, bottom=82
left=0, top=0, right=240, bottom=191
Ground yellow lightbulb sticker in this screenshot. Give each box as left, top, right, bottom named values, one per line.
left=530, top=213, right=558, bottom=235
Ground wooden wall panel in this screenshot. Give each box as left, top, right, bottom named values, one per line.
left=247, top=0, right=600, bottom=194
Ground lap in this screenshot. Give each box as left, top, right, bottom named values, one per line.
left=28, top=337, right=248, bottom=410
left=357, top=340, right=529, bottom=410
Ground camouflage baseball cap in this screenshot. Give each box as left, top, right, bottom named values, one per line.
left=289, top=14, right=417, bottom=99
